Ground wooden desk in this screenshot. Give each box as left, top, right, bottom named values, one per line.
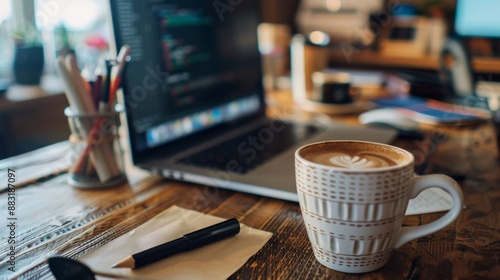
left=0, top=75, right=69, bottom=159
left=1, top=91, right=499, bottom=279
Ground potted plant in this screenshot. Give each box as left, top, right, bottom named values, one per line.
left=55, top=24, right=75, bottom=57
left=11, top=27, right=44, bottom=85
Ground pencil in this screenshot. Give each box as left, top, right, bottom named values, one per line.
left=65, top=54, right=96, bottom=114
left=100, top=59, right=113, bottom=111
left=57, top=55, right=120, bottom=181
left=112, top=218, right=240, bottom=269
left=92, top=75, right=103, bottom=110
left=109, top=45, right=131, bottom=103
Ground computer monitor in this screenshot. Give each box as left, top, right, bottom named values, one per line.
left=108, top=0, right=265, bottom=155
left=455, top=0, right=500, bottom=38
left=442, top=0, right=498, bottom=108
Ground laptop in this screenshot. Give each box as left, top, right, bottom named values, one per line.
left=108, top=0, right=396, bottom=202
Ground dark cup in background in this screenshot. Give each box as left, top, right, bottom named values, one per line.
left=311, top=71, right=353, bottom=104
left=494, top=110, right=500, bottom=159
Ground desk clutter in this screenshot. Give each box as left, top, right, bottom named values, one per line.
left=367, top=96, right=492, bottom=124
left=77, top=206, right=272, bottom=279
left=45, top=207, right=268, bottom=280
left=55, top=45, right=131, bottom=188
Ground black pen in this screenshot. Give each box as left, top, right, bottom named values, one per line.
left=112, top=218, right=240, bottom=269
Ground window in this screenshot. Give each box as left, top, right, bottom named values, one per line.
left=0, top=0, right=110, bottom=84
left=35, top=0, right=110, bottom=70
left=0, top=0, right=13, bottom=79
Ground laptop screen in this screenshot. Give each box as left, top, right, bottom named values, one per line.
left=109, top=0, right=265, bottom=155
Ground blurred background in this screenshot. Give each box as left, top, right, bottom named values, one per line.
left=1, top=0, right=499, bottom=159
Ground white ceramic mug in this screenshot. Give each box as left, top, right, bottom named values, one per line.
left=295, top=140, right=463, bottom=273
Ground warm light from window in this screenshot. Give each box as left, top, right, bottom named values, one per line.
left=0, top=0, right=13, bottom=74
left=36, top=0, right=103, bottom=30
left=0, top=0, right=12, bottom=23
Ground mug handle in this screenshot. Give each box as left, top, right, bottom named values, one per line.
left=394, top=174, right=464, bottom=248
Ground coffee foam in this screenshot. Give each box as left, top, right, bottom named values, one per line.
left=299, top=142, right=411, bottom=169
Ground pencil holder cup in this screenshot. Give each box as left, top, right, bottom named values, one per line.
left=64, top=105, right=127, bottom=188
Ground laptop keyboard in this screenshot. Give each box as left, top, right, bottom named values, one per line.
left=177, top=121, right=321, bottom=174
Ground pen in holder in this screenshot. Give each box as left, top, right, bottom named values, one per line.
left=65, top=105, right=127, bottom=188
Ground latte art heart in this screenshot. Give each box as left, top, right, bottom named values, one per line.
left=299, top=141, right=409, bottom=169
left=327, top=153, right=395, bottom=169
left=330, top=155, right=373, bottom=169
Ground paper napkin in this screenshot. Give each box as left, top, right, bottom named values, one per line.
left=79, top=205, right=273, bottom=279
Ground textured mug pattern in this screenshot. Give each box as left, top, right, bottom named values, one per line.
left=295, top=159, right=414, bottom=273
